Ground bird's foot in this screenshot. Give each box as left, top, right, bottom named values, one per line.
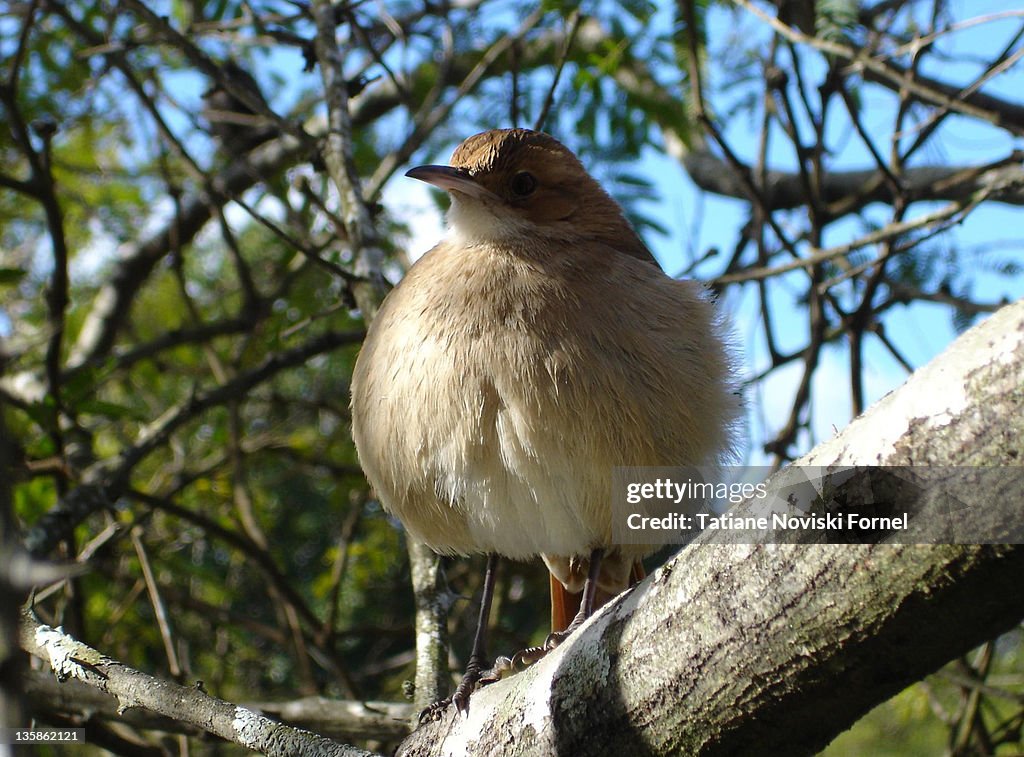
left=418, top=697, right=451, bottom=724
left=418, top=628, right=586, bottom=722
left=418, top=656, right=494, bottom=723
left=542, top=626, right=575, bottom=649
left=477, top=655, right=514, bottom=685
left=480, top=628, right=577, bottom=681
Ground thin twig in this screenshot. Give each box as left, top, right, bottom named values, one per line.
left=713, top=185, right=997, bottom=285
left=534, top=9, right=582, bottom=131
left=731, top=0, right=1024, bottom=135
left=130, top=526, right=182, bottom=679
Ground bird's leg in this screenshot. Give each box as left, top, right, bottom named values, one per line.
left=557, top=549, right=602, bottom=635
left=484, top=548, right=606, bottom=679
left=419, top=553, right=499, bottom=722
left=452, top=552, right=499, bottom=711
left=545, top=547, right=604, bottom=643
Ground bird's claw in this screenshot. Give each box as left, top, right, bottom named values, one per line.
left=479, top=655, right=515, bottom=685
left=418, top=655, right=499, bottom=722
left=418, top=696, right=452, bottom=723
left=417, top=630, right=581, bottom=723
left=543, top=628, right=572, bottom=649
left=497, top=630, right=575, bottom=674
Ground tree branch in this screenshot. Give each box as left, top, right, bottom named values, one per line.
left=683, top=147, right=1024, bottom=212
left=24, top=670, right=413, bottom=742
left=712, top=173, right=1016, bottom=285
left=310, top=0, right=389, bottom=322
left=731, top=0, right=1024, bottom=136
left=65, top=135, right=307, bottom=373
left=20, top=612, right=377, bottom=756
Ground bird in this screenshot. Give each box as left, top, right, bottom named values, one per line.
left=350, top=128, right=736, bottom=718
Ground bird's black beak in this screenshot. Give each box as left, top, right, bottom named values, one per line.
left=406, top=165, right=499, bottom=201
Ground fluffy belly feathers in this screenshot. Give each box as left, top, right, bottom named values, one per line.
left=350, top=244, right=734, bottom=562
left=358, top=324, right=610, bottom=558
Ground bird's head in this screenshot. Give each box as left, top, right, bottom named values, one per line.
left=406, top=129, right=639, bottom=252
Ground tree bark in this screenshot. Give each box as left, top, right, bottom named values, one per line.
left=681, top=145, right=1024, bottom=211
left=19, top=614, right=378, bottom=756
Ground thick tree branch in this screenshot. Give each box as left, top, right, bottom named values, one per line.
left=24, top=671, right=413, bottom=742
left=408, top=543, right=1023, bottom=756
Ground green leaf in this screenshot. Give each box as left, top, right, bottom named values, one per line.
left=0, top=267, right=26, bottom=285
left=77, top=398, right=144, bottom=420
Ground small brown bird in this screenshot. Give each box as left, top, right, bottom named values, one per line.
left=350, top=128, right=736, bottom=716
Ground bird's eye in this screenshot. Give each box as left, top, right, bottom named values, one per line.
left=509, top=171, right=537, bottom=197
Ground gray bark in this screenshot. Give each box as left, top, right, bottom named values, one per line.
left=19, top=614, right=378, bottom=756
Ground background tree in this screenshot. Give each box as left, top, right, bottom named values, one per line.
left=1, top=0, right=1021, bottom=754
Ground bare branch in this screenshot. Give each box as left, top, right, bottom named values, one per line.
left=20, top=611, right=376, bottom=756
left=731, top=0, right=1024, bottom=136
